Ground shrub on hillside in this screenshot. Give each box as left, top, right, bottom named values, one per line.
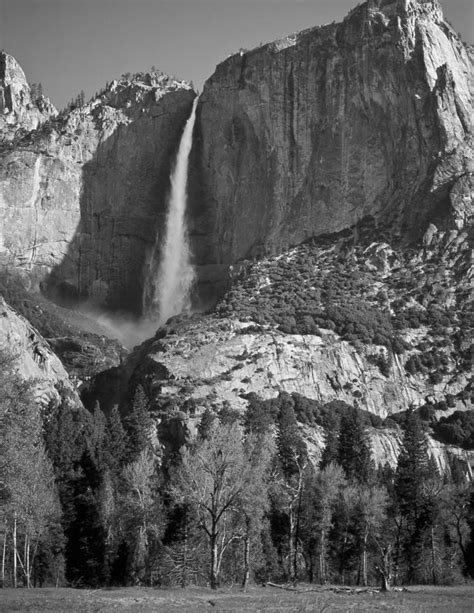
left=433, top=411, right=474, bottom=449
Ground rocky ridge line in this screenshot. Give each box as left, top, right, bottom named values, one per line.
left=0, top=64, right=195, bottom=312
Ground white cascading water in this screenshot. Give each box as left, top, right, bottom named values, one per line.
left=146, top=96, right=198, bottom=324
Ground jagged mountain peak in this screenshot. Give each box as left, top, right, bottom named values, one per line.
left=61, top=69, right=194, bottom=118
left=0, top=50, right=57, bottom=141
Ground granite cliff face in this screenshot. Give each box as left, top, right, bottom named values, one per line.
left=0, top=296, right=79, bottom=407
left=190, top=0, right=473, bottom=297
left=124, top=312, right=472, bottom=473
left=0, top=51, right=56, bottom=141
left=0, top=1, right=472, bottom=465
left=127, top=223, right=472, bottom=417
left=1, top=1, right=472, bottom=312
left=0, top=67, right=195, bottom=311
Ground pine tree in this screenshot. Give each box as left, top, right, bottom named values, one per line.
left=274, top=393, right=307, bottom=584
left=243, top=393, right=275, bottom=437
left=90, top=401, right=106, bottom=468
left=124, top=386, right=153, bottom=461
left=337, top=410, right=373, bottom=483
left=395, top=411, right=430, bottom=520
left=43, top=393, right=108, bottom=586
left=319, top=413, right=339, bottom=469
left=394, top=410, right=434, bottom=583
left=197, top=407, right=215, bottom=440
left=104, top=406, right=127, bottom=476
left=276, top=392, right=306, bottom=480
left=65, top=451, right=106, bottom=586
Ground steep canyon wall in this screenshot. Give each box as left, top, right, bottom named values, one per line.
left=0, top=59, right=195, bottom=312
left=190, top=0, right=473, bottom=297
left=0, top=0, right=472, bottom=312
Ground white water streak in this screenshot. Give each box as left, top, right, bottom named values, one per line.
left=149, top=96, right=198, bottom=324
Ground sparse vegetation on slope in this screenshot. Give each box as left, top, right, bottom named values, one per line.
left=215, top=222, right=472, bottom=395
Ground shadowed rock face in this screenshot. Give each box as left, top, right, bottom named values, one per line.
left=190, top=0, right=473, bottom=299
left=0, top=69, right=195, bottom=312
left=0, top=1, right=472, bottom=314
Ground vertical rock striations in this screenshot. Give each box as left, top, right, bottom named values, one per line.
left=190, top=0, right=473, bottom=297
left=0, top=66, right=195, bottom=312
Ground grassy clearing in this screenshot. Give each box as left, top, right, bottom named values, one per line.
left=1, top=584, right=473, bottom=612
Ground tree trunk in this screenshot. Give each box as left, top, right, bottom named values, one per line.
left=242, top=534, right=250, bottom=589
left=13, top=515, right=17, bottom=589
left=308, top=553, right=314, bottom=584
left=293, top=483, right=303, bottom=585
left=1, top=522, right=6, bottom=588
left=26, top=535, right=31, bottom=589
left=319, top=529, right=326, bottom=584
left=339, top=529, right=348, bottom=584
left=288, top=508, right=295, bottom=584
left=210, top=526, right=219, bottom=589
left=381, top=572, right=391, bottom=592
left=379, top=545, right=392, bottom=592
left=362, top=531, right=368, bottom=587
left=181, top=521, right=188, bottom=589
left=431, top=526, right=436, bottom=585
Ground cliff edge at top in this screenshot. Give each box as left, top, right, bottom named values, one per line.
left=0, top=66, right=195, bottom=312
left=0, top=51, right=56, bottom=140
left=190, top=0, right=473, bottom=299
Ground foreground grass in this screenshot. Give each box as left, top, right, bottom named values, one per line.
left=1, top=584, right=473, bottom=612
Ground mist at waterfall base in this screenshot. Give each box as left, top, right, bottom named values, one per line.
left=81, top=98, right=199, bottom=350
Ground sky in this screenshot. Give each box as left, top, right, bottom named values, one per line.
left=1, top=0, right=473, bottom=110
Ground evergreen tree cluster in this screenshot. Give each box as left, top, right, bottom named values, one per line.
left=1, top=366, right=473, bottom=590
left=61, top=90, right=86, bottom=115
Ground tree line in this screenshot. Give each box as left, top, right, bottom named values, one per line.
left=1, top=357, right=473, bottom=590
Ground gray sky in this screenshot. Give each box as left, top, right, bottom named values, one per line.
left=1, top=0, right=473, bottom=109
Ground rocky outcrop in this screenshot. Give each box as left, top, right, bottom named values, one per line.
left=190, top=0, right=473, bottom=298
left=133, top=315, right=471, bottom=419
left=369, top=428, right=473, bottom=476
left=0, top=296, right=79, bottom=406
left=0, top=51, right=56, bottom=141
left=121, top=222, right=472, bottom=472
left=125, top=314, right=472, bottom=474
left=0, top=68, right=195, bottom=312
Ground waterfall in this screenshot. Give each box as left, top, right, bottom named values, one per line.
left=145, top=96, right=198, bottom=324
